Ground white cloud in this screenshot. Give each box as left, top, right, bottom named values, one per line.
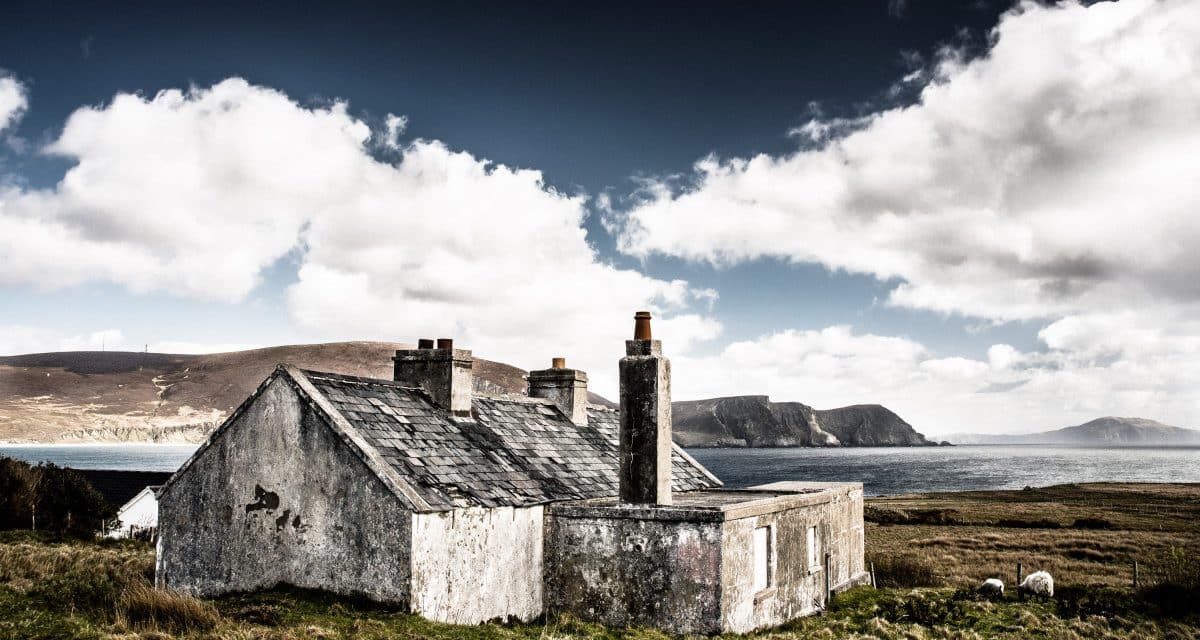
left=674, top=319, right=1200, bottom=435
left=610, top=0, right=1200, bottom=431
left=0, top=326, right=124, bottom=355
left=0, top=73, right=26, bottom=134
left=381, top=113, right=407, bottom=150
left=615, top=0, right=1200, bottom=324
left=0, top=78, right=717, bottom=393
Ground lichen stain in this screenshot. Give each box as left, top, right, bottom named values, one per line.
left=275, top=509, right=291, bottom=532
left=245, top=484, right=280, bottom=513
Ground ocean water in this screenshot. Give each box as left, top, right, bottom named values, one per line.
left=0, top=444, right=197, bottom=472
left=686, top=445, right=1200, bottom=495
left=1, top=444, right=1198, bottom=496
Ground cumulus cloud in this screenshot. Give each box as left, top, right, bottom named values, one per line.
left=0, top=78, right=717, bottom=392
left=381, top=113, right=407, bottom=150
left=615, top=0, right=1200, bottom=323
left=610, top=0, right=1200, bottom=430
left=675, top=316, right=1200, bottom=435
left=0, top=73, right=27, bottom=134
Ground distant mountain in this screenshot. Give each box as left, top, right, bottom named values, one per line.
left=946, top=417, right=1200, bottom=445
left=672, top=395, right=935, bottom=447
left=0, top=342, right=610, bottom=443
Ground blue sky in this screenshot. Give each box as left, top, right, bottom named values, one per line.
left=2, top=0, right=1199, bottom=435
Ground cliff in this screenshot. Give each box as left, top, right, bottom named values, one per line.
left=673, top=395, right=934, bottom=447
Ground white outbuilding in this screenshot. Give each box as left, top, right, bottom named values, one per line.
left=106, top=485, right=161, bottom=539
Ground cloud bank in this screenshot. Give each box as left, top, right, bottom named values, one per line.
left=0, top=79, right=717, bottom=392
left=613, top=0, right=1200, bottom=431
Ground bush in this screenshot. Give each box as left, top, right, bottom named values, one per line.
left=1139, top=546, right=1200, bottom=616
left=118, top=583, right=221, bottom=634
left=0, top=458, right=114, bottom=537
left=996, top=518, right=1062, bottom=529
left=864, top=507, right=963, bottom=526
left=1071, top=517, right=1115, bottom=530
left=869, top=553, right=942, bottom=588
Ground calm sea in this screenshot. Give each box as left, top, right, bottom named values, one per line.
left=1, top=444, right=1198, bottom=496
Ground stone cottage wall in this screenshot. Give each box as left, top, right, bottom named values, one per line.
left=544, top=511, right=726, bottom=635
left=156, top=376, right=414, bottom=603
left=410, top=505, right=544, bottom=623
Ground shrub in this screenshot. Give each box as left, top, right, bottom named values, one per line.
left=996, top=518, right=1062, bottom=529
left=864, top=507, right=962, bottom=526
left=868, top=553, right=942, bottom=588
left=118, top=583, right=221, bottom=634
left=1139, top=546, right=1200, bottom=616
left=0, top=458, right=114, bottom=537
left=1071, top=517, right=1115, bottom=530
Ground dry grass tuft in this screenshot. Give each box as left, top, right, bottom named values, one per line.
left=117, top=582, right=221, bottom=634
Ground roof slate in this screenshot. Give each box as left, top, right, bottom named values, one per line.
left=299, top=369, right=720, bottom=511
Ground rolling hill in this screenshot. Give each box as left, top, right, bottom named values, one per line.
left=0, top=342, right=580, bottom=443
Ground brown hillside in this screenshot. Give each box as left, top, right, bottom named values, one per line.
left=0, top=342, right=606, bottom=443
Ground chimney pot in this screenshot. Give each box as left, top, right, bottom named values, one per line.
left=436, top=338, right=453, bottom=350
left=552, top=357, right=566, bottom=369
left=633, top=311, right=652, bottom=340
left=417, top=338, right=434, bottom=349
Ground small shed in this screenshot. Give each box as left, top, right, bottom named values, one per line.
left=106, top=485, right=161, bottom=539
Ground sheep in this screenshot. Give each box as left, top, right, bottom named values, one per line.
left=1019, top=570, right=1054, bottom=598
left=979, top=578, right=1004, bottom=597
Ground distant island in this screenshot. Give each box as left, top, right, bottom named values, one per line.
left=946, top=416, right=1200, bottom=446
left=673, top=396, right=935, bottom=447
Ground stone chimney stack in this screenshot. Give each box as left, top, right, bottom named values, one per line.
left=527, top=357, right=589, bottom=426
left=619, top=311, right=672, bottom=505
left=393, top=338, right=473, bottom=416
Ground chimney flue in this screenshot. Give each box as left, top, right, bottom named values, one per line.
left=619, top=311, right=672, bottom=505
left=394, top=339, right=474, bottom=416
left=552, top=357, right=566, bottom=369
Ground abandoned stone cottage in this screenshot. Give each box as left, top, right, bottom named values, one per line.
left=156, top=313, right=867, bottom=634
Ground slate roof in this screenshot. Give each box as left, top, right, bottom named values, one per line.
left=75, top=469, right=173, bottom=510
left=297, top=368, right=721, bottom=512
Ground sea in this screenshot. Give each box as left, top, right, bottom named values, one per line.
left=1, top=444, right=1198, bottom=496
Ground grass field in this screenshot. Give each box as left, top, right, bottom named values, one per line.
left=0, top=483, right=1196, bottom=639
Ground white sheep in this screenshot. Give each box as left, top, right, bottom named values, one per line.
left=1019, top=570, right=1054, bottom=598
left=979, top=578, right=1004, bottom=597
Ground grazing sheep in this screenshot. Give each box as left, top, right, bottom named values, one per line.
left=1019, top=571, right=1054, bottom=598
left=979, top=578, right=1004, bottom=597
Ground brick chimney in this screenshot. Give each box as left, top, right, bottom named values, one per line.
left=393, top=338, right=473, bottom=416
left=619, top=311, right=672, bottom=505
left=527, top=357, right=589, bottom=426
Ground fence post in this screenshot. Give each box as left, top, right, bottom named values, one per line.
left=870, top=561, right=877, bottom=589
left=1017, top=562, right=1023, bottom=601
left=1133, top=560, right=1139, bottom=588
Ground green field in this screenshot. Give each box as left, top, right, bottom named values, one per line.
left=0, top=483, right=1197, bottom=639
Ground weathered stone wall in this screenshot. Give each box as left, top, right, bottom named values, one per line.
left=545, top=485, right=867, bottom=635
left=410, top=506, right=544, bottom=624
left=719, top=502, right=837, bottom=632
left=156, top=376, right=414, bottom=602
left=544, top=512, right=724, bottom=635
